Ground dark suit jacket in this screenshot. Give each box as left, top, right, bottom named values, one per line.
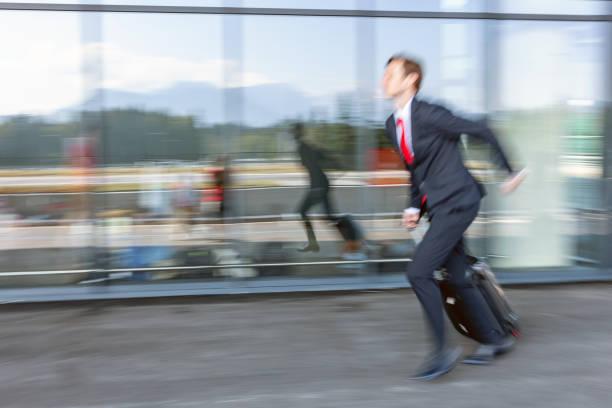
left=385, top=98, right=513, bottom=216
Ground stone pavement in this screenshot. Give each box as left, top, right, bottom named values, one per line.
left=1, top=283, right=611, bottom=407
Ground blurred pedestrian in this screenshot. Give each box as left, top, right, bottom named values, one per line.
left=293, top=122, right=338, bottom=252
left=381, top=55, right=526, bottom=380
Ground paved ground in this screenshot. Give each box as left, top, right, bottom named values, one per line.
left=1, top=283, right=611, bottom=407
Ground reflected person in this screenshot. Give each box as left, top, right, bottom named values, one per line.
left=293, top=122, right=338, bottom=252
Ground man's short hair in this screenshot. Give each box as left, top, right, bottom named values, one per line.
left=386, top=55, right=423, bottom=91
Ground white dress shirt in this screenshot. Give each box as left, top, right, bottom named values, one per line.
left=393, top=97, right=414, bottom=158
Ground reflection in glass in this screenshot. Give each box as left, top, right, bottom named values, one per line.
left=0, top=5, right=608, bottom=290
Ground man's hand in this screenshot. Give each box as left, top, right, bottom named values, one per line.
left=403, top=211, right=420, bottom=229
left=499, top=168, right=528, bottom=194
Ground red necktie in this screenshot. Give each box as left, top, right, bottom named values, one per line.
left=396, top=117, right=413, bottom=165
left=398, top=117, right=426, bottom=205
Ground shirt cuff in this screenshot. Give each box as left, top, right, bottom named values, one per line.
left=404, top=207, right=420, bottom=215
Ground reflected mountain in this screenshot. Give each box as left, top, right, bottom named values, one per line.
left=60, top=81, right=342, bottom=127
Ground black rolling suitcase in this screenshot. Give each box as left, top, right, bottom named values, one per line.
left=436, top=256, right=521, bottom=344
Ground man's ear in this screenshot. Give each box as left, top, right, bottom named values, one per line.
left=406, top=72, right=419, bottom=87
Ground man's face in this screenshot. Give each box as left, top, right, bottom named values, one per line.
left=382, top=60, right=416, bottom=99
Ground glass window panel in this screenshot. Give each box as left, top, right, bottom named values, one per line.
left=232, top=15, right=361, bottom=271
left=0, top=10, right=86, bottom=284
left=92, top=12, right=224, bottom=283
left=375, top=18, right=488, bottom=258
left=488, top=21, right=608, bottom=268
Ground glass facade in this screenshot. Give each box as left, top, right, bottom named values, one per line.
left=0, top=2, right=609, bottom=291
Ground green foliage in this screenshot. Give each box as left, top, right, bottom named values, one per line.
left=101, top=109, right=200, bottom=164
left=0, top=109, right=392, bottom=169
left=0, top=115, right=79, bottom=167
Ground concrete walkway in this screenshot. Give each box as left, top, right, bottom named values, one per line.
left=1, top=283, right=611, bottom=407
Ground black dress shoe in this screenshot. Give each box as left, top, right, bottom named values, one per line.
left=462, top=334, right=517, bottom=365
left=409, top=346, right=462, bottom=381
left=298, top=243, right=320, bottom=252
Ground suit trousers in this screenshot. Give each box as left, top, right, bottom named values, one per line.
left=408, top=201, right=503, bottom=352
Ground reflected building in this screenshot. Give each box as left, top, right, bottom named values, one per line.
left=0, top=1, right=609, bottom=293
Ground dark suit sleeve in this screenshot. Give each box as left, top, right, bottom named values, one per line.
left=409, top=181, right=422, bottom=210
left=424, top=104, right=514, bottom=173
